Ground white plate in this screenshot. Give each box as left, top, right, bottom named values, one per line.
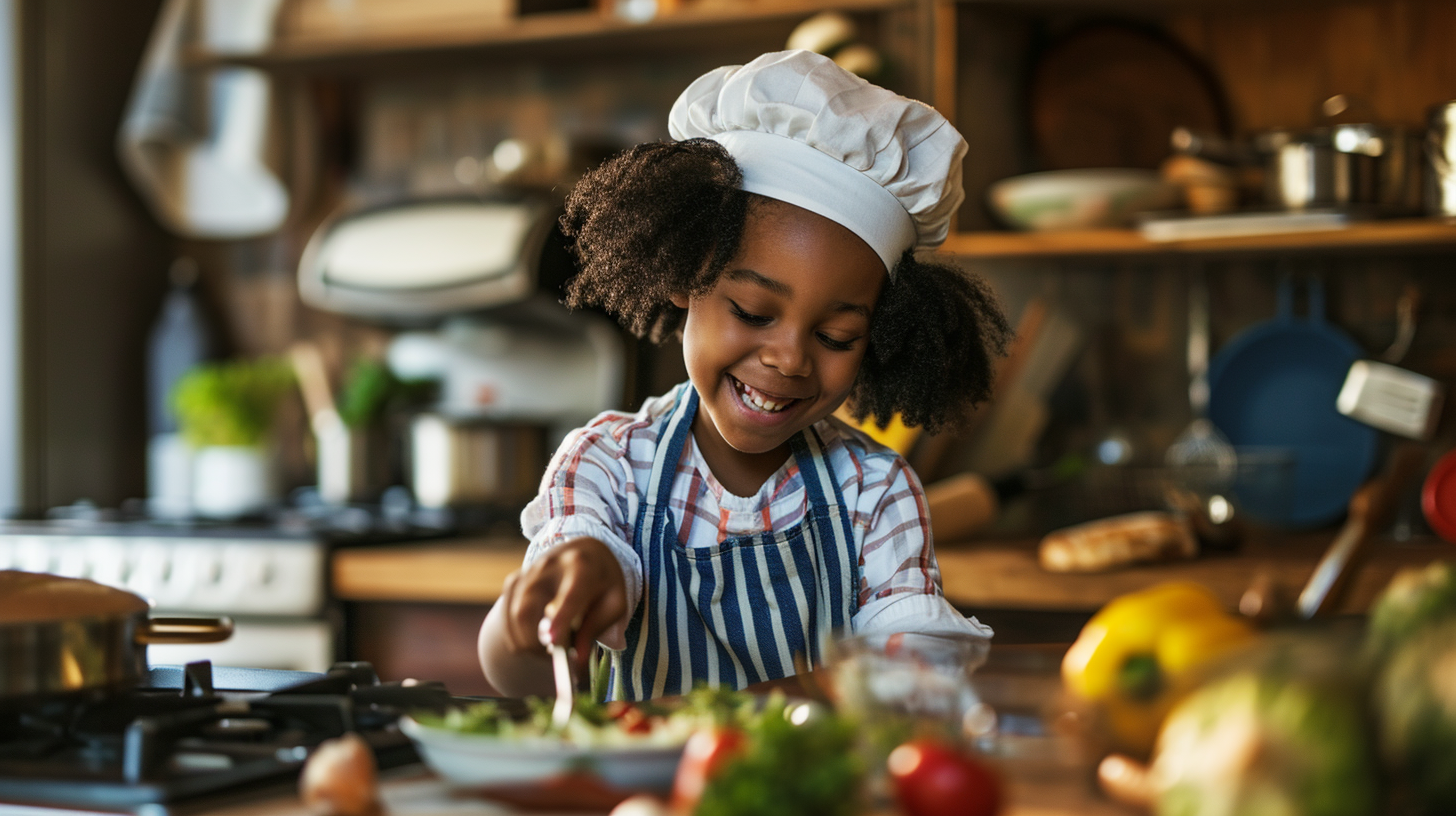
left=399, top=715, right=686, bottom=792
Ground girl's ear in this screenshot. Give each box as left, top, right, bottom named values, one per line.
left=669, top=291, right=690, bottom=309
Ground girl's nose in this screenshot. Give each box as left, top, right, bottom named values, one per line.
left=760, top=329, right=812, bottom=377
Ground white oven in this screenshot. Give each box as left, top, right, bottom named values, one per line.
left=0, top=525, right=335, bottom=672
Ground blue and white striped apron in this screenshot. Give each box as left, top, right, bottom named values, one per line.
left=609, top=385, right=860, bottom=700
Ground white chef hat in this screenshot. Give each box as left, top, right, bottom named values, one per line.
left=668, top=49, right=967, bottom=275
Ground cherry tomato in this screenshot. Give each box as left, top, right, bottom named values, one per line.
left=614, top=705, right=654, bottom=734
left=670, top=727, right=746, bottom=812
left=887, top=738, right=1002, bottom=816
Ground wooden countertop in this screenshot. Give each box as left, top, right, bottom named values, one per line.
left=331, top=533, right=1451, bottom=614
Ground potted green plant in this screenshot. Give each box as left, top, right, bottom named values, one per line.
left=173, top=357, right=293, bottom=518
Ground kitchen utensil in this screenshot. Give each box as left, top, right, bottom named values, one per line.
left=1426, top=100, right=1456, bottom=217
left=1028, top=21, right=1227, bottom=171
left=925, top=473, right=1001, bottom=543
left=987, top=169, right=1181, bottom=231
left=409, top=414, right=546, bottom=508
left=1207, top=275, right=1379, bottom=528
left=540, top=616, right=575, bottom=733
left=1338, top=361, right=1444, bottom=440
left=398, top=716, right=685, bottom=791
left=1296, top=442, right=1426, bottom=618
left=1255, top=124, right=1423, bottom=213
left=1420, top=448, right=1456, bottom=543
left=0, top=571, right=232, bottom=698
left=291, top=342, right=357, bottom=506
left=1336, top=285, right=1444, bottom=440
left=1166, top=266, right=1236, bottom=497
left=958, top=303, right=1082, bottom=477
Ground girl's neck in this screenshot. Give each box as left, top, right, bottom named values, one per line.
left=690, top=413, right=792, bottom=497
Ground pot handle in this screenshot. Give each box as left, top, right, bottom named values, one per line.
left=137, top=616, right=234, bottom=645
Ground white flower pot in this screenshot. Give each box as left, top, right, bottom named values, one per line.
left=191, top=445, right=275, bottom=518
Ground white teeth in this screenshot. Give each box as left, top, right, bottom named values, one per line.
left=737, top=380, right=791, bottom=413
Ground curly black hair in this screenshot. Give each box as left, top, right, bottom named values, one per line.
left=560, top=138, right=1011, bottom=434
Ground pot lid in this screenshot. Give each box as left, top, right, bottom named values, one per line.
left=0, top=570, right=148, bottom=623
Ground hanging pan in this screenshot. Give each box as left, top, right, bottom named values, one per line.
left=1206, top=275, right=1380, bottom=528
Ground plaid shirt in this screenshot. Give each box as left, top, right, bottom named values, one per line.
left=522, top=384, right=991, bottom=640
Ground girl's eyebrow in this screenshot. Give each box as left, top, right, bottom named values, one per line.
left=727, top=267, right=791, bottom=296
left=726, top=268, right=871, bottom=318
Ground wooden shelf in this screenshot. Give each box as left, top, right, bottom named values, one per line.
left=938, top=218, right=1456, bottom=260
left=330, top=534, right=1450, bottom=614
left=195, top=0, right=912, bottom=69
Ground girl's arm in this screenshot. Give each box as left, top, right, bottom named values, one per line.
left=477, top=536, right=628, bottom=698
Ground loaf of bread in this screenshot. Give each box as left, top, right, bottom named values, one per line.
left=1038, top=511, right=1197, bottom=573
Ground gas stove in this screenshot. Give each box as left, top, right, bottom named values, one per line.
left=0, top=498, right=522, bottom=674
left=0, top=661, right=456, bottom=814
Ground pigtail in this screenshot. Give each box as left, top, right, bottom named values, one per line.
left=850, top=252, right=1011, bottom=434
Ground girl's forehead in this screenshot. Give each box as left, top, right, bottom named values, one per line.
left=741, top=199, right=882, bottom=267
left=730, top=202, right=886, bottom=306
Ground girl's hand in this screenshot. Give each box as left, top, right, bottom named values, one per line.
left=500, top=537, right=628, bottom=667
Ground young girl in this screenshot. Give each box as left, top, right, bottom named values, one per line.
left=478, top=49, right=1010, bottom=701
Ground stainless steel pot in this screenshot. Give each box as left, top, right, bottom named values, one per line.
left=0, top=570, right=233, bottom=698
left=1257, top=125, right=1422, bottom=213
left=1425, top=101, right=1456, bottom=217
left=410, top=414, right=546, bottom=508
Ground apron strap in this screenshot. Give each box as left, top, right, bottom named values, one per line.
left=791, top=426, right=859, bottom=643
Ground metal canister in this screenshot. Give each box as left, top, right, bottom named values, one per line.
left=1425, top=101, right=1456, bottom=217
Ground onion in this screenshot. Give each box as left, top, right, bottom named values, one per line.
left=300, top=733, right=381, bottom=816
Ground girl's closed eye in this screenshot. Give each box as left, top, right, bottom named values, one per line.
left=729, top=300, right=772, bottom=326
left=817, top=332, right=858, bottom=352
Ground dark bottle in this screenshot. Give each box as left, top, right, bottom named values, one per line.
left=146, top=258, right=210, bottom=518
left=147, top=257, right=210, bottom=435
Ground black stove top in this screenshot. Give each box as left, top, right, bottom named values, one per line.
left=0, top=661, right=455, bottom=813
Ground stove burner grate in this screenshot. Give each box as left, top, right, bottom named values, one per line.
left=0, top=661, right=451, bottom=812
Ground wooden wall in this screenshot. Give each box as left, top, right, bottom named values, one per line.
left=1168, top=0, right=1456, bottom=133
left=16, top=0, right=172, bottom=513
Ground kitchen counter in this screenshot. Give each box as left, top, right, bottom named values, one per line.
left=199, top=763, right=1134, bottom=816
left=175, top=644, right=1135, bottom=816
left=331, top=532, right=1451, bottom=614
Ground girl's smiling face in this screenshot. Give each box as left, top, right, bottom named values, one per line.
left=673, top=198, right=885, bottom=492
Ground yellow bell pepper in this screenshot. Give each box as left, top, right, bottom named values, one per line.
left=1061, top=581, right=1257, bottom=756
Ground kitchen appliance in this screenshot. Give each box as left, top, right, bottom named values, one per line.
left=298, top=197, right=625, bottom=507
left=0, top=659, right=450, bottom=812
left=0, top=517, right=346, bottom=675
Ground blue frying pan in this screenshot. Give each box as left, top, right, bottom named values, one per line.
left=1206, top=276, right=1379, bottom=528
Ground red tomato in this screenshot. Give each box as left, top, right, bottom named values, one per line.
left=887, top=739, right=1002, bottom=816
left=670, top=727, right=746, bottom=812
left=615, top=705, right=654, bottom=734
left=606, top=701, right=661, bottom=731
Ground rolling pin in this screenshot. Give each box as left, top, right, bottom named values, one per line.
left=925, top=473, right=1007, bottom=543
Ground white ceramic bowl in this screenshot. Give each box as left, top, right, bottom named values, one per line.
left=399, top=715, right=686, bottom=791
left=988, top=168, right=1182, bottom=230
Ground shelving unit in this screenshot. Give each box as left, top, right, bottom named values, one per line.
left=194, top=0, right=918, bottom=68
left=190, top=0, right=1456, bottom=262
left=939, top=218, right=1456, bottom=259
